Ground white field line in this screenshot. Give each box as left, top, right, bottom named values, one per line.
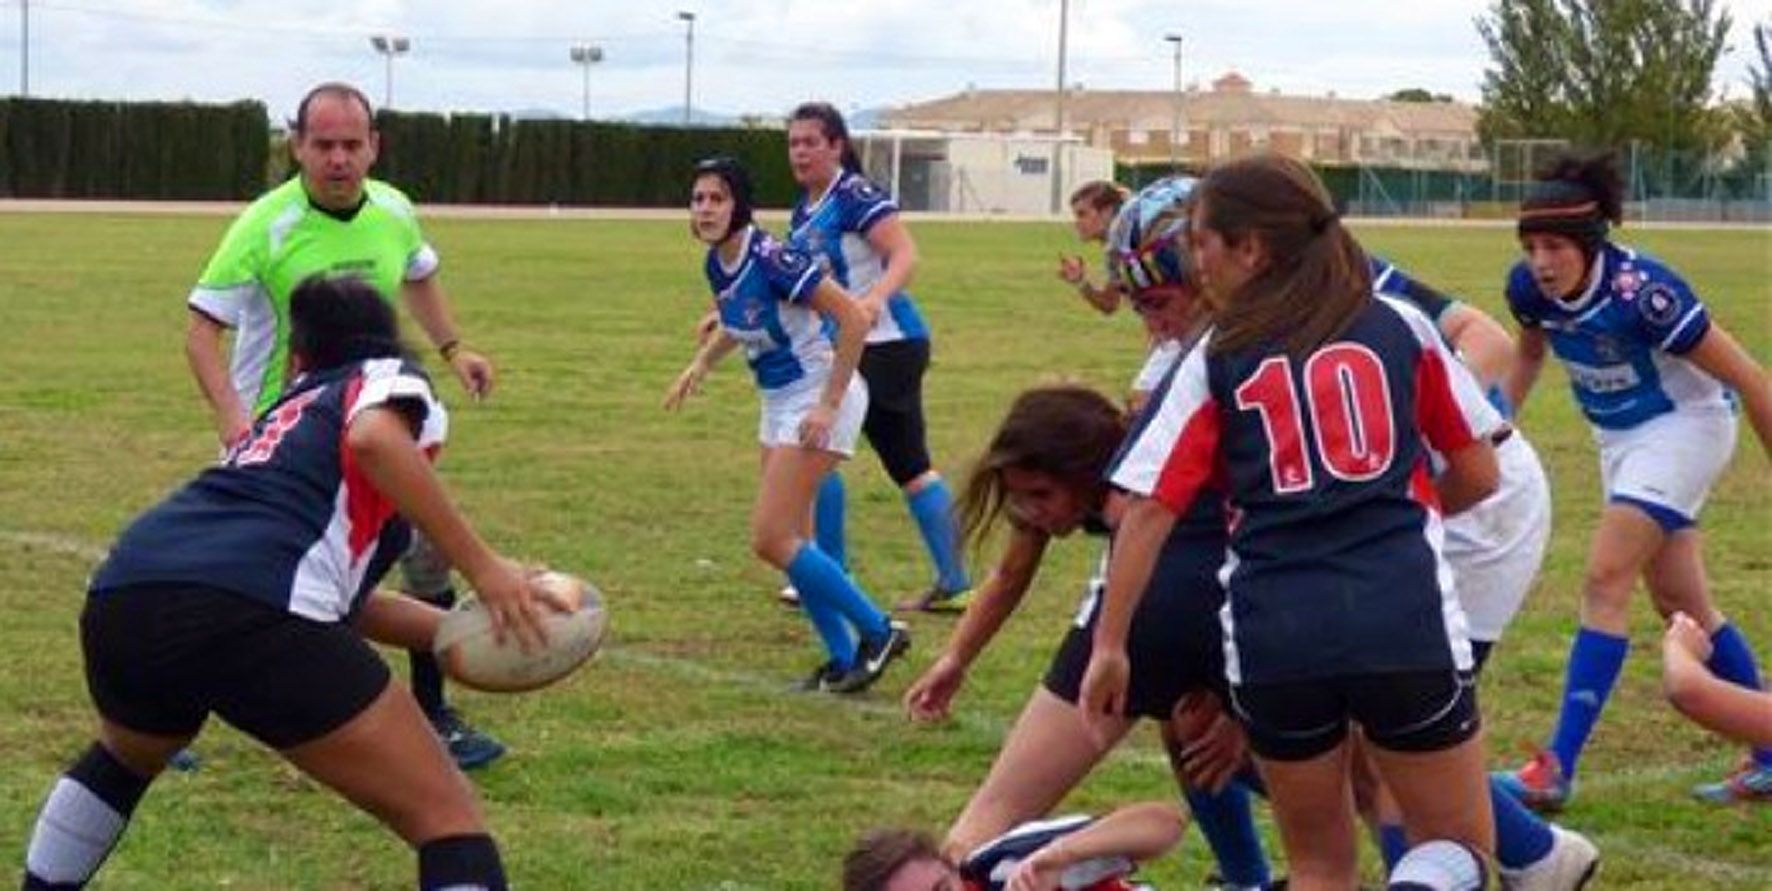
left=7, top=527, right=1771, bottom=881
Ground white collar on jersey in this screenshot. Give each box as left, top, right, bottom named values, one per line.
left=716, top=225, right=756, bottom=277
left=1553, top=249, right=1609, bottom=314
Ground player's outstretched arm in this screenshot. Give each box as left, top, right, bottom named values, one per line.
left=1684, top=323, right=1772, bottom=459
left=1005, top=802, right=1187, bottom=891
left=664, top=329, right=737, bottom=411
left=1663, top=613, right=1772, bottom=747
left=905, top=526, right=1050, bottom=722
left=346, top=405, right=545, bottom=649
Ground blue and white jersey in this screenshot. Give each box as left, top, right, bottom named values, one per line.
left=90, top=359, right=447, bottom=622
left=705, top=225, right=831, bottom=393
left=1506, top=243, right=1727, bottom=430
left=789, top=169, right=929, bottom=345
left=1371, top=255, right=1456, bottom=324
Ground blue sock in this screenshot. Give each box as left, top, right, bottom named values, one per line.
left=1549, top=627, right=1629, bottom=779
left=814, top=472, right=847, bottom=570
left=1379, top=823, right=1409, bottom=871
left=1705, top=623, right=1772, bottom=767
left=1489, top=777, right=1554, bottom=869
left=1181, top=781, right=1269, bottom=888
left=785, top=542, right=888, bottom=661
left=907, top=479, right=968, bottom=593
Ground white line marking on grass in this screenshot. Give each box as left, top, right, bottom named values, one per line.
left=0, top=530, right=108, bottom=562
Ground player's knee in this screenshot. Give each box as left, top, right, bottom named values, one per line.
left=749, top=525, right=797, bottom=569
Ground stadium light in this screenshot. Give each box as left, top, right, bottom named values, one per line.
left=676, top=11, right=696, bottom=126
left=18, top=0, right=27, bottom=98
left=570, top=44, right=604, bottom=121
left=369, top=34, right=411, bottom=110
left=1165, top=33, right=1183, bottom=171
left=1049, top=0, right=1069, bottom=214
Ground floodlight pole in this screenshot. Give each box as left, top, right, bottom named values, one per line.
left=1165, top=33, right=1183, bottom=171
left=570, top=44, right=604, bottom=121
left=19, top=0, right=28, bottom=98
left=370, top=34, right=411, bottom=110
left=1049, top=0, right=1069, bottom=214
left=677, top=11, right=696, bottom=126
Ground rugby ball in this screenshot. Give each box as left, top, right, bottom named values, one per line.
left=433, top=570, right=608, bottom=693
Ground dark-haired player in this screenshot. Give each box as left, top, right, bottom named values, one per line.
left=1494, top=152, right=1772, bottom=808
left=23, top=277, right=553, bottom=890
left=667, top=157, right=908, bottom=694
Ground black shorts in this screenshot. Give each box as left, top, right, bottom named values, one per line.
left=1043, top=542, right=1227, bottom=721
left=1230, top=669, right=1479, bottom=762
left=81, top=584, right=390, bottom=749
left=858, top=338, right=932, bottom=486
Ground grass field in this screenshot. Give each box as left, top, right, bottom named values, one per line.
left=0, top=210, right=1766, bottom=889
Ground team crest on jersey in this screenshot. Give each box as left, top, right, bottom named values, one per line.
left=1611, top=268, right=1642, bottom=295
left=1638, top=283, right=1682, bottom=326
left=845, top=177, right=886, bottom=202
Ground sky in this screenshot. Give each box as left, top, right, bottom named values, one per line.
left=1, top=0, right=1769, bottom=121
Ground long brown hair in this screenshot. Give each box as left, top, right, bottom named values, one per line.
left=842, top=828, right=943, bottom=891
left=956, top=385, right=1127, bottom=552
left=1195, top=154, right=1371, bottom=356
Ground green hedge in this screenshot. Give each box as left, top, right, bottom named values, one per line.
left=0, top=98, right=267, bottom=199
left=372, top=112, right=795, bottom=207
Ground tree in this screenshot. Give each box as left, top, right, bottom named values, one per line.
left=1476, top=0, right=1730, bottom=152
left=1386, top=88, right=1455, bottom=103
left=1741, top=21, right=1772, bottom=160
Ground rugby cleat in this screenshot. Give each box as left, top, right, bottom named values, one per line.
left=1500, top=825, right=1598, bottom=890
left=1492, top=749, right=1572, bottom=814
left=430, top=706, right=506, bottom=771
left=1690, top=758, right=1772, bottom=805
left=828, top=621, right=910, bottom=694
left=790, top=659, right=844, bottom=693
left=895, top=585, right=974, bottom=615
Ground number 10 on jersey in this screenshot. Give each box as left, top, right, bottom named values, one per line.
left=1233, top=344, right=1397, bottom=494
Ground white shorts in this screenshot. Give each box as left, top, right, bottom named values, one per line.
left=1444, top=433, right=1552, bottom=642
left=1131, top=338, right=1183, bottom=395
left=1595, top=406, right=1736, bottom=529
left=758, top=375, right=868, bottom=457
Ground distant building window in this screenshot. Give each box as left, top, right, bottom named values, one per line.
left=1127, top=130, right=1149, bottom=146
left=1015, top=155, right=1050, bottom=175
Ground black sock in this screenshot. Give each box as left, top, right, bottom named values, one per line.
left=23, top=743, right=153, bottom=889
left=409, top=588, right=457, bottom=717
left=418, top=834, right=507, bottom=891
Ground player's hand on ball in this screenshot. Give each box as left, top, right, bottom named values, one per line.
left=467, top=557, right=548, bottom=652
left=1057, top=254, right=1086, bottom=285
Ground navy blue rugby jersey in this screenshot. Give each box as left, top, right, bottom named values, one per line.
left=90, top=358, right=446, bottom=621
left=1110, top=296, right=1502, bottom=685
left=1505, top=242, right=1727, bottom=430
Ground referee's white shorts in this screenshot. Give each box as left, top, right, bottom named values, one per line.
left=758, top=374, right=868, bottom=457
left=1595, top=406, right=1737, bottom=530
left=1445, top=432, right=1552, bottom=642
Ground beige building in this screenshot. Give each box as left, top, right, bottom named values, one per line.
left=882, top=72, right=1487, bottom=173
